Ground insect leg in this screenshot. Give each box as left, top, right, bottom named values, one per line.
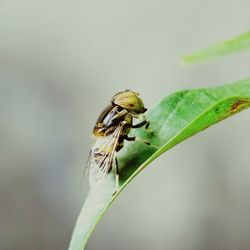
left=125, top=136, right=136, bottom=141
left=132, top=117, right=150, bottom=129
left=115, top=157, right=119, bottom=190
left=112, top=157, right=120, bottom=196
left=132, top=120, right=147, bottom=128
left=145, top=120, right=150, bottom=129
left=125, top=135, right=151, bottom=145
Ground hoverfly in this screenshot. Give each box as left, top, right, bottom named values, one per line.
left=87, top=90, right=150, bottom=193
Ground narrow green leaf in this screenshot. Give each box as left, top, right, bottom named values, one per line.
left=69, top=79, right=250, bottom=250
left=182, top=31, right=250, bottom=64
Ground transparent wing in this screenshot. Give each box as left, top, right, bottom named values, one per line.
left=87, top=124, right=123, bottom=189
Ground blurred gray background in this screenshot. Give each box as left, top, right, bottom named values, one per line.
left=0, top=0, right=250, bottom=249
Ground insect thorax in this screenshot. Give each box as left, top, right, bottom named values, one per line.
left=93, top=104, right=132, bottom=138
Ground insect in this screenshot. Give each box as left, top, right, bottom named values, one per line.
left=87, top=90, right=150, bottom=193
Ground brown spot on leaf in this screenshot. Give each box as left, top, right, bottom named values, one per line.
left=217, top=99, right=250, bottom=122
left=230, top=99, right=250, bottom=113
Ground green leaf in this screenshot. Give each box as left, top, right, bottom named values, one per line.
left=182, top=31, right=250, bottom=64
left=69, top=79, right=250, bottom=250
